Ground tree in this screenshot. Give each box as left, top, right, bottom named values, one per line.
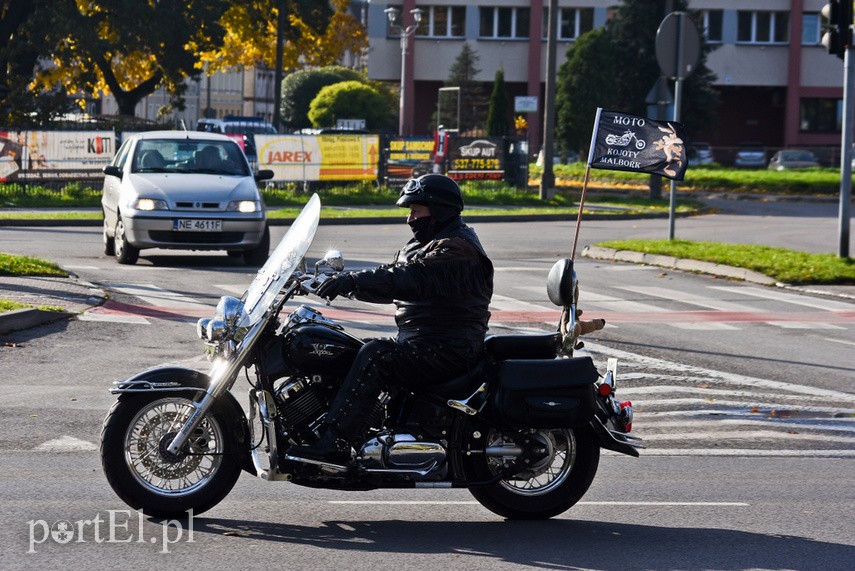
left=486, top=69, right=509, bottom=137
left=31, top=0, right=230, bottom=117
left=22, top=0, right=365, bottom=119
left=436, top=42, right=486, bottom=133
left=555, top=29, right=622, bottom=152
left=0, top=0, right=71, bottom=123
left=308, top=80, right=394, bottom=131
left=280, top=66, right=364, bottom=130
left=205, top=0, right=365, bottom=73
left=555, top=1, right=719, bottom=152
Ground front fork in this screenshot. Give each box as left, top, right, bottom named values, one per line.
left=165, top=317, right=267, bottom=456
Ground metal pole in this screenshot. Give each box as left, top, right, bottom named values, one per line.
left=840, top=44, right=853, bottom=258
left=668, top=13, right=685, bottom=241
left=272, top=0, right=286, bottom=131
left=399, top=33, right=407, bottom=137
left=539, top=0, right=558, bottom=199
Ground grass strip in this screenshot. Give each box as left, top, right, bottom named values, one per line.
left=0, top=253, right=68, bottom=277
left=598, top=239, right=855, bottom=285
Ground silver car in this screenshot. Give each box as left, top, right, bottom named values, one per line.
left=101, top=131, right=273, bottom=265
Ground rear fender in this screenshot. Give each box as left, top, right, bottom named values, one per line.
left=111, top=366, right=256, bottom=475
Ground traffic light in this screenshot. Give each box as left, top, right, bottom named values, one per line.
left=822, top=1, right=853, bottom=59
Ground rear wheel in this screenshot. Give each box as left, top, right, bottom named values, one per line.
left=458, top=424, right=599, bottom=520
left=114, top=216, right=139, bottom=265
left=100, top=393, right=241, bottom=518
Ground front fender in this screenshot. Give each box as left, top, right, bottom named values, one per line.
left=110, top=366, right=256, bottom=475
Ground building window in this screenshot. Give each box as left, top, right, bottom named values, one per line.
left=700, top=10, right=723, bottom=43
left=415, top=6, right=466, bottom=38
left=802, top=12, right=821, bottom=45
left=800, top=98, right=842, bottom=132
left=737, top=11, right=789, bottom=44
left=479, top=7, right=530, bottom=39
left=541, top=8, right=594, bottom=40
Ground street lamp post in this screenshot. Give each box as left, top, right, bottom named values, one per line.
left=384, top=7, right=423, bottom=137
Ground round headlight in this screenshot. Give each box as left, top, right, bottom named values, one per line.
left=196, top=317, right=213, bottom=340
left=206, top=319, right=228, bottom=341
left=216, top=296, right=244, bottom=328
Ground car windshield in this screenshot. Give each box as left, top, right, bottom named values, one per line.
left=132, top=139, right=249, bottom=176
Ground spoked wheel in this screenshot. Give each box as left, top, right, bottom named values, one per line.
left=458, top=425, right=599, bottom=520
left=100, top=393, right=241, bottom=518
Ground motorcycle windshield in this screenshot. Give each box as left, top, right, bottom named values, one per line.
left=240, top=194, right=321, bottom=327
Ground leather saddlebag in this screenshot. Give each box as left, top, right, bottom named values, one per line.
left=493, top=357, right=599, bottom=428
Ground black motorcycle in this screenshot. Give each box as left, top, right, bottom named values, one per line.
left=100, top=194, right=642, bottom=520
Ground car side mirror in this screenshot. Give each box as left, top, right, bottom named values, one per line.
left=255, top=169, right=274, bottom=182
left=103, top=165, right=122, bottom=179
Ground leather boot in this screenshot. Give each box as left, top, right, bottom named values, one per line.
left=287, top=427, right=352, bottom=465
left=289, top=341, right=388, bottom=465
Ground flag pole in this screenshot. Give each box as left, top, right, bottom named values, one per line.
left=572, top=107, right=602, bottom=261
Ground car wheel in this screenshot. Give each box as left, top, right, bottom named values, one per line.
left=103, top=213, right=115, bottom=256
left=114, top=216, right=140, bottom=265
left=243, top=225, right=270, bottom=266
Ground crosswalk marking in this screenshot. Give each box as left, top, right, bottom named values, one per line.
left=104, top=283, right=215, bottom=309
left=709, top=285, right=855, bottom=311
left=68, top=280, right=855, bottom=457
left=83, top=281, right=853, bottom=333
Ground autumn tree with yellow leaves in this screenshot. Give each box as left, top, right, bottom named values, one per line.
left=25, top=0, right=366, bottom=118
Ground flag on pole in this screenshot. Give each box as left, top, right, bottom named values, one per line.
left=586, top=108, right=688, bottom=181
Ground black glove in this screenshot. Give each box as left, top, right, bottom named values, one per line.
left=316, top=274, right=357, bottom=301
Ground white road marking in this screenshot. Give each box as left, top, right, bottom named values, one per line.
left=328, top=500, right=750, bottom=506
left=33, top=436, right=98, bottom=452
left=103, top=283, right=213, bottom=309
left=709, top=286, right=855, bottom=311
left=78, top=312, right=149, bottom=324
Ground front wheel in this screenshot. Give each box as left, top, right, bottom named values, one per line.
left=100, top=393, right=241, bottom=518
left=114, top=216, right=139, bottom=265
left=458, top=425, right=599, bottom=520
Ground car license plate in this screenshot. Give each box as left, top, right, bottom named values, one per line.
left=173, top=219, right=222, bottom=232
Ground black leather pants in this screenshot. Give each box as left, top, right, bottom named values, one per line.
left=325, top=335, right=483, bottom=443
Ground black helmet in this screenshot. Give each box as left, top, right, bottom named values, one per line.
left=396, top=174, right=464, bottom=220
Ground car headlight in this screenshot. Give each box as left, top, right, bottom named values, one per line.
left=132, top=197, right=169, bottom=211
left=227, top=200, right=260, bottom=213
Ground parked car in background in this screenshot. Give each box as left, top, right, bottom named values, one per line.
left=767, top=149, right=820, bottom=170
left=101, top=131, right=274, bottom=265
left=734, top=142, right=766, bottom=168
left=688, top=142, right=715, bottom=165
left=197, top=115, right=277, bottom=163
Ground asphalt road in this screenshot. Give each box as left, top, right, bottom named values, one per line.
left=0, top=200, right=853, bottom=569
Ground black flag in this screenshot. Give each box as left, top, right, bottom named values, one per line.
left=587, top=108, right=688, bottom=181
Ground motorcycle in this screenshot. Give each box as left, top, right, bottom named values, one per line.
left=100, top=194, right=643, bottom=520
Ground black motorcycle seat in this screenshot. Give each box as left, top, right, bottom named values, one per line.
left=485, top=333, right=561, bottom=360
left=420, top=360, right=486, bottom=399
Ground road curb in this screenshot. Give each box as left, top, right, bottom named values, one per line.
left=0, top=308, right=73, bottom=336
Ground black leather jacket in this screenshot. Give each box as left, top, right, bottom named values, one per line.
left=349, top=217, right=493, bottom=340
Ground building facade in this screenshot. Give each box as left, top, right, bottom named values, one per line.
left=366, top=0, right=844, bottom=159
left=99, top=66, right=278, bottom=130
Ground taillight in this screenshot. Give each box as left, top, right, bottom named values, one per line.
left=619, top=401, right=633, bottom=432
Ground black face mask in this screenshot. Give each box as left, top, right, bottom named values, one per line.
left=408, top=216, right=435, bottom=244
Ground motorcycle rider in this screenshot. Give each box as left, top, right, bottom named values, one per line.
left=288, top=174, right=494, bottom=465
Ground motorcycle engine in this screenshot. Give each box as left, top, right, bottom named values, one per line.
left=274, top=376, right=388, bottom=443
left=274, top=377, right=328, bottom=441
